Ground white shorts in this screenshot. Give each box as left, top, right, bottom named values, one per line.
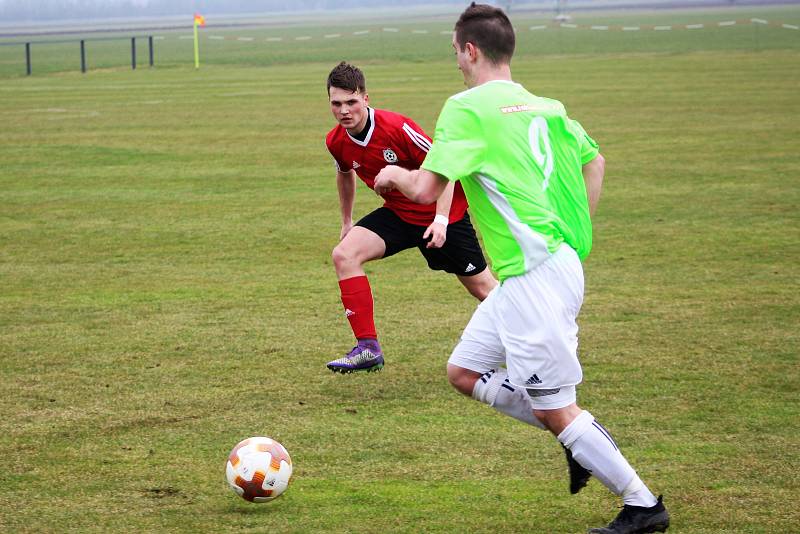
left=448, top=244, right=584, bottom=409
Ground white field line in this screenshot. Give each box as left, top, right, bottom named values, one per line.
left=176, top=18, right=799, bottom=45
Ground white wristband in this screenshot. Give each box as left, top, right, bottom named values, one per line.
left=433, top=214, right=449, bottom=226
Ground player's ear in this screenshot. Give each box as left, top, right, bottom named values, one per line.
left=466, top=42, right=478, bottom=62
left=364, top=93, right=369, bottom=105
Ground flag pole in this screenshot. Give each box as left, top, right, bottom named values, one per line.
left=193, top=16, right=200, bottom=69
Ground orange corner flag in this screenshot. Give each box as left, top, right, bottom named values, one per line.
left=193, top=14, right=205, bottom=68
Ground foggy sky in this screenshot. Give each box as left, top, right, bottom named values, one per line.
left=0, top=0, right=778, bottom=23
left=1, top=0, right=474, bottom=22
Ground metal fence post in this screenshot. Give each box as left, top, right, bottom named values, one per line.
left=80, top=40, right=86, bottom=73
left=148, top=35, right=154, bottom=67
left=25, top=42, right=31, bottom=75
left=131, top=37, right=136, bottom=70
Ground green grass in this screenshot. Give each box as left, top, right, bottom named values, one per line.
left=1, top=5, right=799, bottom=77
left=1, top=5, right=799, bottom=533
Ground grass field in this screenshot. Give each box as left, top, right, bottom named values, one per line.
left=2, top=4, right=800, bottom=77
left=1, top=5, right=799, bottom=533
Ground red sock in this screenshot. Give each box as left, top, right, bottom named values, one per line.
left=339, top=275, right=377, bottom=340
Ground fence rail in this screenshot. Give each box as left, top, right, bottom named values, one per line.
left=1, top=35, right=155, bottom=75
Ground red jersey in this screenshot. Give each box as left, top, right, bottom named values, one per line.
left=326, top=107, right=469, bottom=226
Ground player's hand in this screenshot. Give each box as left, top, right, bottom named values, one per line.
left=423, top=221, right=447, bottom=249
left=374, top=166, right=403, bottom=195
left=340, top=222, right=353, bottom=241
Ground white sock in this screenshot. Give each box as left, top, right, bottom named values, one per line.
left=558, top=410, right=657, bottom=507
left=471, top=369, right=546, bottom=430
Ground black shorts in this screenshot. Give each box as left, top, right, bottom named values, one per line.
left=355, top=207, right=488, bottom=277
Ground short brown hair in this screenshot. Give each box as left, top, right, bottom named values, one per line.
left=327, top=61, right=366, bottom=95
left=454, top=2, right=515, bottom=65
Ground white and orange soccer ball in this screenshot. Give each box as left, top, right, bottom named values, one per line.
left=225, top=436, right=293, bottom=502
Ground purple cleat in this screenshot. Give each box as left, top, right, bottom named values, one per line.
left=327, top=339, right=384, bottom=373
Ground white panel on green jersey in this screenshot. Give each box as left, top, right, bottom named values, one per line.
left=475, top=173, right=551, bottom=272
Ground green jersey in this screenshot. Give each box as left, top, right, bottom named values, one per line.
left=422, top=80, right=599, bottom=281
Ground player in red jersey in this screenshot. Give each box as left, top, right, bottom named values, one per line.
left=325, top=62, right=496, bottom=373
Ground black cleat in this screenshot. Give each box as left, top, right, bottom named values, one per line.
left=563, top=445, right=592, bottom=494
left=588, top=495, right=670, bottom=534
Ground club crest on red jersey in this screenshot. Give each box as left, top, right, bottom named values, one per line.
left=383, top=148, right=398, bottom=163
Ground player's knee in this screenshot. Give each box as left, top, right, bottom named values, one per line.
left=532, top=409, right=562, bottom=434
left=532, top=404, right=583, bottom=434
left=331, top=244, right=353, bottom=269
left=475, top=284, right=492, bottom=302
left=532, top=409, right=551, bottom=426
left=466, top=284, right=486, bottom=301
left=474, top=272, right=497, bottom=301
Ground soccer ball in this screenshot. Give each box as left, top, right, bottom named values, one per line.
left=225, top=436, right=293, bottom=502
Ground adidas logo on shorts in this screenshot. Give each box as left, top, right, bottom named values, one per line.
left=465, top=263, right=476, bottom=273
left=525, top=373, right=543, bottom=385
